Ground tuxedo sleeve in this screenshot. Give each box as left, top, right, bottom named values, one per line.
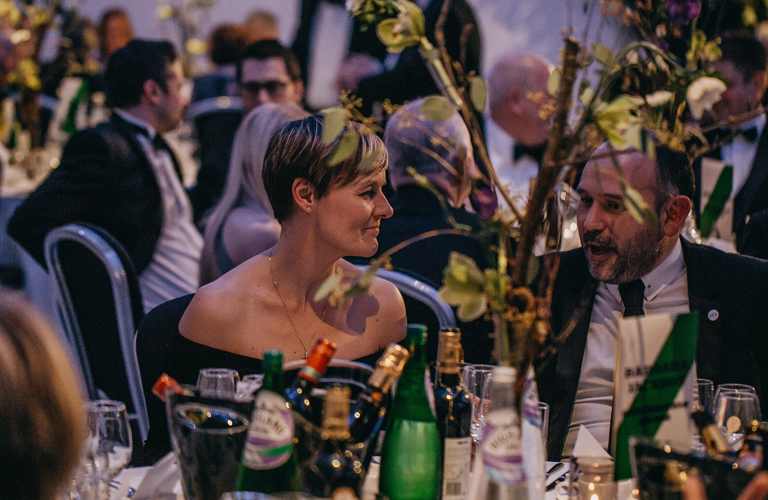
left=7, top=129, right=114, bottom=267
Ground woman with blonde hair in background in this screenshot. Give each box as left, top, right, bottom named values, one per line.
left=0, top=289, right=85, bottom=500
left=199, top=103, right=309, bottom=285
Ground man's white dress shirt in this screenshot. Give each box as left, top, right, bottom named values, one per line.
left=562, top=240, right=690, bottom=456
left=114, top=110, right=202, bottom=313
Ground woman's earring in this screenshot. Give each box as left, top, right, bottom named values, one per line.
left=307, top=206, right=311, bottom=212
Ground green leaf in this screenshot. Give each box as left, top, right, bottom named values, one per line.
left=358, top=150, right=378, bottom=171
left=457, top=296, right=488, bottom=322
left=401, top=0, right=425, bottom=37
left=547, top=68, right=561, bottom=96
left=469, top=76, right=487, bottom=112
left=593, top=43, right=617, bottom=69
left=328, top=131, right=359, bottom=166
left=322, top=108, right=345, bottom=144
left=622, top=184, right=649, bottom=225
left=314, top=268, right=343, bottom=302
left=420, top=95, right=455, bottom=122
left=376, top=18, right=420, bottom=53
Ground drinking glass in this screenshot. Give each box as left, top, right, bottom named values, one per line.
left=714, top=391, right=761, bottom=451
left=539, top=401, right=550, bottom=455
left=713, top=383, right=757, bottom=407
left=197, top=368, right=240, bottom=399
left=695, top=378, right=714, bottom=412
left=464, top=364, right=495, bottom=444
left=85, top=399, right=132, bottom=499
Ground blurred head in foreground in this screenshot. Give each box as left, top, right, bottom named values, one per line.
left=0, top=289, right=85, bottom=500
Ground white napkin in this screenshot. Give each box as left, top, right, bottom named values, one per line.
left=131, top=452, right=180, bottom=500
left=571, top=424, right=612, bottom=459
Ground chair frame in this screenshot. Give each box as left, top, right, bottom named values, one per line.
left=44, top=223, right=149, bottom=440
left=358, top=265, right=457, bottom=329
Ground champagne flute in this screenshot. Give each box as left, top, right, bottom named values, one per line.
left=85, top=399, right=133, bottom=494
left=464, top=364, right=495, bottom=444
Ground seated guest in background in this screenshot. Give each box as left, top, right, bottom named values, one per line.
left=98, top=8, right=133, bottom=63
left=486, top=53, right=553, bottom=210
left=189, top=23, right=250, bottom=161
left=0, top=289, right=85, bottom=500
left=9, top=40, right=200, bottom=313
left=370, top=98, right=494, bottom=364
left=190, top=39, right=304, bottom=222
left=199, top=103, right=308, bottom=285
left=693, top=34, right=768, bottom=250
left=539, top=145, right=768, bottom=461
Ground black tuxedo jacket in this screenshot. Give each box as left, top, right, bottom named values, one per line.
left=8, top=113, right=183, bottom=273
left=693, top=123, right=768, bottom=249
left=537, top=238, right=768, bottom=460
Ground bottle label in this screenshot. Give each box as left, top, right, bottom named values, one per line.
left=442, top=436, right=471, bottom=499
left=481, top=408, right=526, bottom=485
left=241, top=390, right=294, bottom=470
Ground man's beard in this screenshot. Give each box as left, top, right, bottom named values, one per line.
left=583, top=225, right=664, bottom=285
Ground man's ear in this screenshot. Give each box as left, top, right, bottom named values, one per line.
left=662, top=194, right=692, bottom=237
left=292, top=177, right=315, bottom=213
left=143, top=79, right=162, bottom=106
left=751, top=70, right=767, bottom=100
left=294, top=80, right=305, bottom=103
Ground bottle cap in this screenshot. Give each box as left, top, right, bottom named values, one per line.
left=263, top=350, right=283, bottom=370
left=437, top=329, right=462, bottom=374
left=369, top=344, right=410, bottom=393
left=406, top=324, right=427, bottom=343
left=492, top=365, right=516, bottom=383
left=301, top=338, right=337, bottom=383
left=152, top=373, right=180, bottom=402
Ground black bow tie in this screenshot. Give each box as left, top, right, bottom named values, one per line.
left=512, top=142, right=546, bottom=163
left=710, top=126, right=758, bottom=144
left=127, top=122, right=171, bottom=151
left=737, top=127, right=758, bottom=143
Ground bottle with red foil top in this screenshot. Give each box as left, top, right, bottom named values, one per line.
left=284, top=338, right=337, bottom=423
left=151, top=373, right=194, bottom=402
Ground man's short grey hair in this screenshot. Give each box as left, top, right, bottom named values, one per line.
left=487, top=54, right=552, bottom=108
left=385, top=98, right=472, bottom=182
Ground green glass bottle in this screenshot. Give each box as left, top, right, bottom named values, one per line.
left=236, top=350, right=302, bottom=493
left=379, top=324, right=441, bottom=500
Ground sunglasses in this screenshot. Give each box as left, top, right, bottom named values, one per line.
left=241, top=80, right=290, bottom=97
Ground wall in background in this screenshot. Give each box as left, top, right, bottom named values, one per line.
left=75, top=0, right=627, bottom=76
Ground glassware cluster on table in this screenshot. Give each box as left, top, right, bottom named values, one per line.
left=146, top=324, right=542, bottom=500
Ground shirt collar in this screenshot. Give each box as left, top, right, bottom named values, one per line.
left=114, top=108, right=158, bottom=141
left=605, top=239, right=685, bottom=303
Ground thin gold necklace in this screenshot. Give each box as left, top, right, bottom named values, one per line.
left=268, top=252, right=330, bottom=359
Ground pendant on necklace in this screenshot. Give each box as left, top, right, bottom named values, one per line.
left=303, top=348, right=308, bottom=359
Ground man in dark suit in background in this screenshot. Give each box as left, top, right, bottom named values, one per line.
left=694, top=35, right=768, bottom=249
left=9, top=40, right=200, bottom=313
left=189, top=40, right=304, bottom=222
left=368, top=98, right=494, bottom=364
left=539, top=145, right=768, bottom=461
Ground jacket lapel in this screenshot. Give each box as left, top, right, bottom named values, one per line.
left=734, top=123, right=768, bottom=239
left=111, top=113, right=184, bottom=183
left=680, top=239, right=723, bottom=381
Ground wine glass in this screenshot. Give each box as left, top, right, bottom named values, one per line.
left=694, top=378, right=714, bottom=412
left=197, top=368, right=240, bottom=399
left=464, top=364, right=495, bottom=444
left=85, top=400, right=133, bottom=489
left=714, top=391, right=761, bottom=451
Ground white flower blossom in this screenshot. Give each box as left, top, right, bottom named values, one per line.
left=346, top=0, right=363, bottom=11
left=645, top=90, right=673, bottom=107
left=686, top=77, right=726, bottom=120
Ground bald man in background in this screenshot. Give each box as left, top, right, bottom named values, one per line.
left=486, top=54, right=553, bottom=210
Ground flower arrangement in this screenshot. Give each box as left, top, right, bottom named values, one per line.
left=318, top=0, right=759, bottom=399
left=156, top=0, right=215, bottom=76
